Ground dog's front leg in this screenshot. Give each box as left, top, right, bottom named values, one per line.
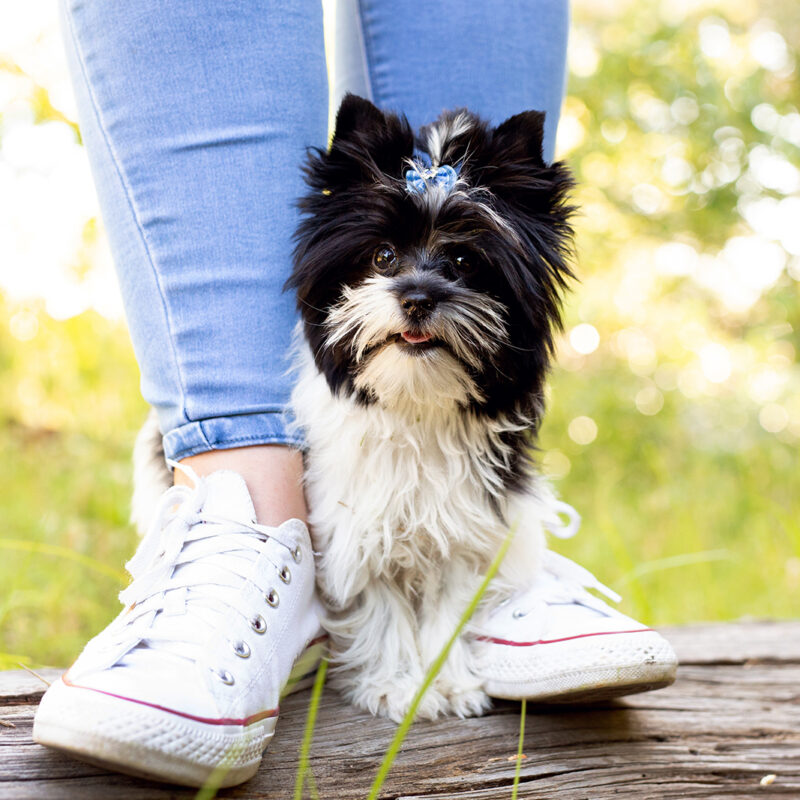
left=417, top=559, right=492, bottom=719
left=324, top=576, right=452, bottom=723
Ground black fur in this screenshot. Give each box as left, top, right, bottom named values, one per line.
left=287, top=94, right=576, bottom=493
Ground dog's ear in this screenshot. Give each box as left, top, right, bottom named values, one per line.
left=474, top=109, right=574, bottom=231
left=332, top=94, right=388, bottom=143
left=313, top=94, right=414, bottom=189
left=464, top=110, right=576, bottom=332
left=491, top=110, right=547, bottom=166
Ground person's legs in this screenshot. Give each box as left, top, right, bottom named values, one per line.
left=60, top=0, right=328, bottom=523
left=174, top=446, right=306, bottom=527
left=332, top=0, right=569, bottom=161
left=33, top=1, right=329, bottom=785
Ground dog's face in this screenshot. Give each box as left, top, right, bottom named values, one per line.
left=289, top=94, right=574, bottom=418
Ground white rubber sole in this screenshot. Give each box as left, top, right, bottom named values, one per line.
left=33, top=639, right=326, bottom=788
left=479, top=629, right=678, bottom=703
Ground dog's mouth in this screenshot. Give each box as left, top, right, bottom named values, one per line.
left=360, top=330, right=447, bottom=360
left=393, top=330, right=441, bottom=352
left=400, top=330, right=432, bottom=345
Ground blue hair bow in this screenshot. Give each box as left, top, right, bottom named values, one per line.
left=405, top=164, right=458, bottom=194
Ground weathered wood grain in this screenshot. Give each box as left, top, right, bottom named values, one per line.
left=663, top=620, right=800, bottom=664
left=1, top=621, right=798, bottom=799
left=0, top=670, right=62, bottom=708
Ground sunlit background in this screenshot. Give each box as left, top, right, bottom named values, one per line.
left=1, top=0, right=798, bottom=668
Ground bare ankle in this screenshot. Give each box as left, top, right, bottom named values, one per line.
left=174, top=445, right=307, bottom=527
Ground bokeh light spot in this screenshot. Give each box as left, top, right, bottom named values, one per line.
left=671, top=96, right=699, bottom=125
left=542, top=449, right=571, bottom=479
left=569, top=29, right=600, bottom=77
left=759, top=403, right=789, bottom=433
left=635, top=386, right=664, bottom=415
left=749, top=30, right=790, bottom=72
left=699, top=17, right=731, bottom=59
left=568, top=416, right=598, bottom=445
left=600, top=118, right=627, bottom=144
left=632, top=183, right=665, bottom=215
left=700, top=343, right=732, bottom=384
left=569, top=323, right=600, bottom=355
left=9, top=309, right=39, bottom=341
left=555, top=114, right=586, bottom=156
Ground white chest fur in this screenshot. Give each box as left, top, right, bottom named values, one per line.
left=290, top=344, right=548, bottom=607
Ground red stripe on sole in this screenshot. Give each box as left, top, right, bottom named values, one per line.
left=58, top=637, right=328, bottom=727
left=61, top=675, right=279, bottom=726
left=475, top=627, right=653, bottom=648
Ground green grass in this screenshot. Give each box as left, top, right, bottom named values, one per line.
left=539, top=364, right=800, bottom=628
left=511, top=699, right=526, bottom=800
left=293, top=658, right=328, bottom=800
left=0, top=425, right=139, bottom=669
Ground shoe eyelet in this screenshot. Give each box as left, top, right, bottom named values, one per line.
left=232, top=640, right=251, bottom=659
left=279, top=566, right=291, bottom=584
left=292, top=546, right=302, bottom=564
left=512, top=608, right=529, bottom=619
left=250, top=615, right=267, bottom=634
left=265, top=589, right=279, bottom=608
left=214, top=668, right=235, bottom=686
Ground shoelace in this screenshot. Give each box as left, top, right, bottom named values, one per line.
left=508, top=500, right=621, bottom=619
left=111, top=463, right=300, bottom=683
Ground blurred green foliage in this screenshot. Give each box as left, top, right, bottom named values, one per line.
left=1, top=0, right=798, bottom=668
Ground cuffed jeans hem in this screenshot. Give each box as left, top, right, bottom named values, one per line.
left=162, top=411, right=305, bottom=462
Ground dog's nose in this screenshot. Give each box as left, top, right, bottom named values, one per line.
left=400, top=289, right=435, bottom=319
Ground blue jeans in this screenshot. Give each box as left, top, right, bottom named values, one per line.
left=61, top=0, right=569, bottom=460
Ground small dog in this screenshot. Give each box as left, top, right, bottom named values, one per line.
left=287, top=94, right=575, bottom=720
left=131, top=94, right=575, bottom=721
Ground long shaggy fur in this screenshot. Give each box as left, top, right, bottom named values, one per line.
left=288, top=94, right=576, bottom=720
left=131, top=409, right=170, bottom=534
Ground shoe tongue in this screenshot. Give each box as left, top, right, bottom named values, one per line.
left=201, top=471, right=257, bottom=525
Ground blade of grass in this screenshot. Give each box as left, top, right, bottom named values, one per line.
left=193, top=736, right=248, bottom=800
left=281, top=639, right=327, bottom=700
left=757, top=496, right=800, bottom=556
left=511, top=698, right=526, bottom=800
left=617, top=549, right=731, bottom=585
left=293, top=657, right=328, bottom=800
left=17, top=663, right=51, bottom=686
left=0, top=539, right=127, bottom=583
left=366, top=523, right=517, bottom=800
left=193, top=654, right=330, bottom=800
left=305, top=767, right=321, bottom=800
left=592, top=481, right=651, bottom=618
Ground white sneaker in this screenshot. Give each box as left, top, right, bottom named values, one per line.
left=33, top=467, right=325, bottom=787
left=473, top=502, right=677, bottom=703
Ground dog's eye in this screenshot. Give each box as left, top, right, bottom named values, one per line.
left=454, top=254, right=473, bottom=273
left=373, top=245, right=397, bottom=271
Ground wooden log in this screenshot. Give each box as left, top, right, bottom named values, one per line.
left=0, top=620, right=798, bottom=799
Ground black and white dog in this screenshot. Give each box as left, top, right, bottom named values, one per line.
left=287, top=95, right=575, bottom=720
left=132, top=94, right=575, bottom=721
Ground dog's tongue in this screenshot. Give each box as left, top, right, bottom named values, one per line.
left=401, top=331, right=432, bottom=344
